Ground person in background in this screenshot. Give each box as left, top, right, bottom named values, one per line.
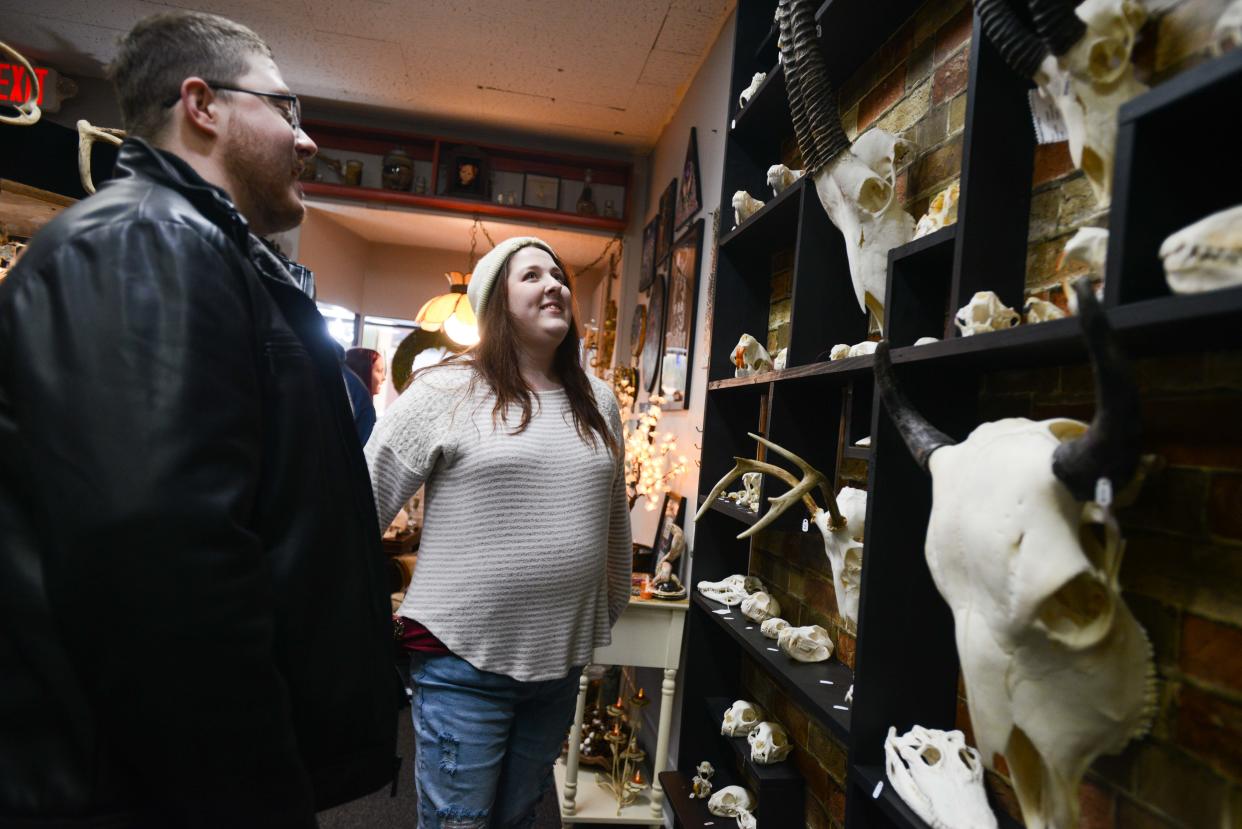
left=365, top=236, right=632, bottom=828
left=344, top=346, right=385, bottom=444
left=0, top=11, right=395, bottom=825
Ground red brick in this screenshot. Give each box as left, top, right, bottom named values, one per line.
left=935, top=4, right=974, bottom=63
left=1209, top=472, right=1242, bottom=541
left=1032, top=142, right=1075, bottom=186
left=858, top=66, right=907, bottom=131
left=1133, top=741, right=1229, bottom=827
left=911, top=133, right=963, bottom=195
left=1181, top=615, right=1242, bottom=692
left=794, top=748, right=833, bottom=809
left=1176, top=683, right=1242, bottom=779
left=1079, top=779, right=1116, bottom=829
left=775, top=692, right=811, bottom=746
left=829, top=784, right=847, bottom=825
left=933, top=47, right=970, bottom=105
left=835, top=630, right=856, bottom=669
left=804, top=572, right=840, bottom=619
left=805, top=794, right=832, bottom=829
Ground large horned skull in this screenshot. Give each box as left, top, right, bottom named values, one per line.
left=975, top=0, right=1147, bottom=206
left=695, top=433, right=867, bottom=633
left=874, top=281, right=1155, bottom=829
left=778, top=0, right=916, bottom=327
left=885, top=726, right=998, bottom=829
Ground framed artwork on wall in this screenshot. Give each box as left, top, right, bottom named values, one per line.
left=641, top=265, right=667, bottom=394
left=659, top=219, right=703, bottom=410
left=444, top=145, right=490, bottom=199
left=522, top=173, right=560, bottom=209
left=655, top=179, right=677, bottom=261
left=640, top=215, right=657, bottom=293
left=675, top=127, right=701, bottom=230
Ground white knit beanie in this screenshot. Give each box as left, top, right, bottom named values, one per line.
left=467, top=236, right=557, bottom=318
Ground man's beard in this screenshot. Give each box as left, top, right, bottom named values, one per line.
left=223, top=120, right=304, bottom=235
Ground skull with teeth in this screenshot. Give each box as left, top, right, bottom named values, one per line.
left=708, top=785, right=756, bottom=818
left=955, top=291, right=1020, bottom=336
left=760, top=617, right=790, bottom=639
left=732, top=191, right=766, bottom=226
left=777, top=624, right=834, bottom=662
left=733, top=334, right=773, bottom=377
left=721, top=700, right=766, bottom=737
left=697, top=574, right=763, bottom=606
left=885, top=725, right=997, bottom=829
left=748, top=721, right=794, bottom=764
left=741, top=591, right=781, bottom=623
left=1159, top=204, right=1242, bottom=295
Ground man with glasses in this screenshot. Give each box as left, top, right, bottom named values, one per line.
left=0, top=11, right=395, bottom=826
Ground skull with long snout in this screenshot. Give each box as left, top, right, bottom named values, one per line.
left=694, top=433, right=867, bottom=633
left=975, top=0, right=1147, bottom=207
left=874, top=280, right=1155, bottom=829
left=778, top=0, right=916, bottom=327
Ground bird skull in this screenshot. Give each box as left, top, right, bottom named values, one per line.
left=742, top=591, right=781, bottom=623
left=733, top=334, right=773, bottom=377
left=777, top=624, right=834, bottom=662
left=760, top=617, right=790, bottom=639
left=885, top=726, right=998, bottom=829
left=733, top=190, right=766, bottom=226
left=955, top=291, right=1020, bottom=336
left=708, top=785, right=757, bottom=817
left=767, top=163, right=805, bottom=196
left=748, top=721, right=794, bottom=764
left=722, top=700, right=766, bottom=737
left=1159, top=204, right=1242, bottom=294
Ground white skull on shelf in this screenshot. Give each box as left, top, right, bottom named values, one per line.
left=915, top=336, right=939, bottom=345
left=955, top=291, right=1020, bottom=336
left=728, top=471, right=762, bottom=512
left=830, top=343, right=851, bottom=360
left=708, top=785, right=757, bottom=818
left=813, top=486, right=868, bottom=629
left=777, top=624, right=834, bottom=662
left=748, top=721, right=794, bottom=764
left=1159, top=204, right=1242, bottom=295
left=733, top=334, right=773, bottom=377
left=721, top=700, right=766, bottom=737
left=1215, top=0, right=1242, bottom=55
left=741, top=591, right=781, bottom=623
left=913, top=181, right=960, bottom=240
left=1025, top=298, right=1067, bottom=324
left=697, top=574, right=763, bottom=606
left=885, top=725, right=998, bottom=829
left=733, top=190, right=766, bottom=226
left=760, top=617, right=790, bottom=639
left=736, top=809, right=758, bottom=829
left=848, top=340, right=878, bottom=358
left=767, top=163, right=805, bottom=196
left=773, top=347, right=788, bottom=370
left=738, top=72, right=766, bottom=109
left=690, top=760, right=715, bottom=799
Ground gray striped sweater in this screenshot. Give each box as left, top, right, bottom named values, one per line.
left=365, top=363, right=632, bottom=681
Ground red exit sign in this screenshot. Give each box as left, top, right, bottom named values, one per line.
left=0, top=62, right=51, bottom=106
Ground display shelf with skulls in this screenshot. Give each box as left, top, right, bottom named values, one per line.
left=657, top=769, right=734, bottom=829
left=716, top=174, right=804, bottom=255
left=698, top=489, right=764, bottom=529
left=851, top=764, right=1023, bottom=829
left=707, top=698, right=803, bottom=786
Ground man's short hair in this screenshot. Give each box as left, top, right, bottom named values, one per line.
left=108, top=11, right=273, bottom=139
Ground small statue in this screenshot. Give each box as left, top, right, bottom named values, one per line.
left=651, top=525, right=687, bottom=600
left=689, top=760, right=715, bottom=799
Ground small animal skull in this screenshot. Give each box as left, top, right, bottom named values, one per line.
left=722, top=700, right=766, bottom=737
left=708, top=785, right=756, bottom=817
left=1159, top=204, right=1242, bottom=295
left=830, top=343, right=851, bottom=360
left=728, top=471, right=762, bottom=512
left=913, top=181, right=960, bottom=239
left=777, top=624, right=834, bottom=662
left=748, top=721, right=794, bottom=764
left=733, top=190, right=766, bottom=226
left=767, top=163, right=805, bottom=196
left=885, top=726, right=997, bottom=829
left=1214, top=0, right=1242, bottom=55
left=848, top=340, right=878, bottom=358
left=736, top=809, right=758, bottom=829
left=955, top=291, right=1020, bottom=336
left=733, top=334, right=773, bottom=377
left=697, top=574, right=764, bottom=606
left=773, top=347, right=788, bottom=370
left=1025, top=298, right=1067, bottom=324
left=739, top=72, right=766, bottom=109
left=760, top=617, right=790, bottom=639
left=741, top=591, right=781, bottom=623
left=689, top=760, right=715, bottom=799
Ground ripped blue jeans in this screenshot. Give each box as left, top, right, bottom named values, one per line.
left=409, top=652, right=583, bottom=829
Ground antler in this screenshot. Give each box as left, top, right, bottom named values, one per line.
left=77, top=119, right=126, bottom=195
left=0, top=41, right=42, bottom=126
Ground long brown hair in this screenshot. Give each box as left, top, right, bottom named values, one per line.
left=468, top=244, right=620, bottom=458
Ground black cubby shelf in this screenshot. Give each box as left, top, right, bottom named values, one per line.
left=718, top=173, right=805, bottom=253
left=814, top=0, right=923, bottom=81
left=705, top=697, right=804, bottom=786
left=842, top=446, right=872, bottom=461
left=707, top=352, right=876, bottom=391
left=731, top=63, right=787, bottom=145
left=699, top=492, right=761, bottom=527
left=692, top=592, right=854, bottom=741
left=850, top=765, right=1023, bottom=829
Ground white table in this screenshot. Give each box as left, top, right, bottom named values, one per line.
left=556, top=596, right=688, bottom=824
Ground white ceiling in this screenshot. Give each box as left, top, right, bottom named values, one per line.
left=5, top=0, right=735, bottom=150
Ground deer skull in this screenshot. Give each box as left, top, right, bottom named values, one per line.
left=955, top=291, right=1020, bottom=336
left=760, top=617, right=790, bottom=639
left=875, top=280, right=1155, bottom=829
left=1159, top=204, right=1242, bottom=294
left=733, top=334, right=773, bottom=376
left=733, top=191, right=766, bottom=226
left=885, top=726, right=998, bottom=829
left=722, top=700, right=766, bottom=737
left=742, top=591, right=781, bottom=623
left=767, top=163, right=805, bottom=196
left=708, top=785, right=756, bottom=817
left=777, top=624, right=834, bottom=662
left=748, top=721, right=794, bottom=764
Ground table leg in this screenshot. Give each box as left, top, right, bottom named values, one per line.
left=650, top=667, right=677, bottom=820
left=562, top=667, right=591, bottom=816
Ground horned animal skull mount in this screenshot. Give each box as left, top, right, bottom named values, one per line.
left=1159, top=204, right=1242, bottom=294
left=885, top=726, right=998, bottom=829
left=749, top=721, right=794, bottom=764
left=875, top=280, right=1155, bottom=829
left=722, top=700, right=766, bottom=737
left=976, top=0, right=1147, bottom=206
left=695, top=432, right=867, bottom=632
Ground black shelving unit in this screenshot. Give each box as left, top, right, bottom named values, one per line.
left=671, top=2, right=1242, bottom=829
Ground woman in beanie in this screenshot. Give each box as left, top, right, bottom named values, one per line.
left=365, top=237, right=631, bottom=827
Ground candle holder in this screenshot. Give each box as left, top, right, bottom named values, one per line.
left=595, top=687, right=651, bottom=813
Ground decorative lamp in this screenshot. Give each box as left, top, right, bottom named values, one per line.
left=415, top=270, right=479, bottom=347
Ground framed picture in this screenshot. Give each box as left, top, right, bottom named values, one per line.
left=655, top=179, right=677, bottom=261
left=640, top=215, right=657, bottom=293
left=675, top=127, right=701, bottom=230
left=660, top=219, right=703, bottom=409
left=444, top=145, right=489, bottom=199
left=641, top=265, right=667, bottom=394
left=523, top=173, right=560, bottom=209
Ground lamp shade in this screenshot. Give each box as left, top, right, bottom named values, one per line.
left=415, top=271, right=478, bottom=346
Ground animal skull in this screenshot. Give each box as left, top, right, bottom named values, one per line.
left=767, top=163, right=805, bottom=196
left=736, top=809, right=757, bottom=829
left=813, top=486, right=867, bottom=629
left=760, top=617, right=790, bottom=639
left=733, top=191, right=766, bottom=226
left=1159, top=204, right=1242, bottom=294
left=708, top=785, right=756, bottom=817
left=722, top=700, right=766, bottom=737
left=955, top=291, right=1020, bottom=336
left=748, top=721, right=794, bottom=764
left=733, top=334, right=773, bottom=376
left=830, top=343, right=851, bottom=360
left=914, top=181, right=961, bottom=240
left=773, top=347, right=788, bottom=370
left=741, top=591, right=781, bottom=623
left=1025, top=297, right=1067, bottom=324
left=848, top=340, right=878, bottom=358
left=739, top=72, right=767, bottom=109
left=690, top=760, right=715, bottom=799
left=0, top=41, right=42, bottom=126
left=885, top=726, right=998, bottom=829
left=697, top=574, right=764, bottom=606
left=777, top=624, right=834, bottom=662
left=728, top=471, right=763, bottom=511
left=875, top=281, right=1155, bottom=829
left=1215, top=0, right=1242, bottom=55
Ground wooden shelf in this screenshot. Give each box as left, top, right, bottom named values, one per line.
left=718, top=174, right=804, bottom=254
left=851, top=764, right=1022, bottom=829
left=708, top=351, right=874, bottom=391
left=692, top=592, right=854, bottom=741
left=731, top=63, right=788, bottom=151
left=699, top=492, right=761, bottom=527
left=658, top=771, right=717, bottom=829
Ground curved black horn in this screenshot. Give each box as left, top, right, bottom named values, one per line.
left=975, top=0, right=1051, bottom=79
left=1028, top=0, right=1086, bottom=56
left=873, top=341, right=954, bottom=472
left=1052, top=279, right=1143, bottom=501
left=778, top=0, right=850, bottom=176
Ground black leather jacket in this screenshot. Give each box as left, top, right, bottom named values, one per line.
left=0, top=139, right=395, bottom=827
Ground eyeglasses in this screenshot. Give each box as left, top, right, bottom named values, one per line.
left=163, top=81, right=302, bottom=133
